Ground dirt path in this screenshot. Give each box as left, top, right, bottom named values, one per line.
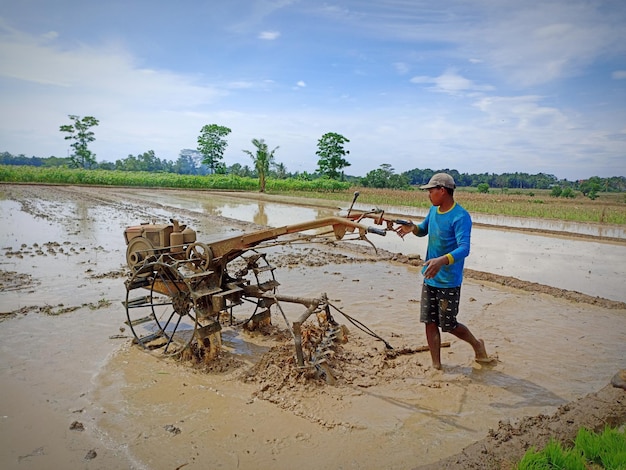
left=1, top=183, right=624, bottom=469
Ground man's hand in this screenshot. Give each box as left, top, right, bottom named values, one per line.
left=394, top=220, right=415, bottom=239
left=421, top=256, right=449, bottom=278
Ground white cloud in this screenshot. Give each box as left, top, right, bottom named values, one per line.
left=227, top=81, right=256, bottom=89
left=333, top=1, right=626, bottom=87
left=393, top=62, right=409, bottom=74
left=410, top=69, right=493, bottom=95
left=612, top=70, right=626, bottom=80
left=0, top=27, right=227, bottom=159
left=458, top=2, right=626, bottom=86
left=296, top=80, right=306, bottom=87
left=41, top=30, right=58, bottom=41
left=0, top=29, right=222, bottom=108
left=259, top=30, right=280, bottom=40
left=473, top=95, right=568, bottom=130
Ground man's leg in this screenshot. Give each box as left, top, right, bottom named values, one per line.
left=421, top=284, right=442, bottom=369
left=425, top=322, right=442, bottom=369
left=448, top=323, right=490, bottom=362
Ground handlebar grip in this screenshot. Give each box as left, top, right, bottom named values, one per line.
left=394, top=219, right=412, bottom=225
left=367, top=226, right=387, bottom=236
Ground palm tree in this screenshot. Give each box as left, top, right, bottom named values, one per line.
left=273, top=162, right=287, bottom=179
left=243, top=138, right=279, bottom=192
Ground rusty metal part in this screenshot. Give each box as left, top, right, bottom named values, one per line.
left=123, top=200, right=403, bottom=376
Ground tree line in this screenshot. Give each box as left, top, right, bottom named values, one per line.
left=2, top=114, right=624, bottom=194
left=51, top=117, right=353, bottom=192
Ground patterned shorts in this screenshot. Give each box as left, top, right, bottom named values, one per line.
left=420, top=284, right=461, bottom=332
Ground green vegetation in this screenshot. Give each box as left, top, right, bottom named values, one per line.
left=550, top=186, right=576, bottom=198
left=360, top=163, right=410, bottom=189
left=59, top=115, right=99, bottom=168
left=197, top=124, right=231, bottom=173
left=516, top=426, right=626, bottom=469
left=113, top=150, right=175, bottom=173
left=243, top=138, right=279, bottom=192
left=0, top=165, right=349, bottom=192
left=316, top=132, right=351, bottom=180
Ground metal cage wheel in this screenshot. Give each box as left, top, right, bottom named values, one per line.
left=124, top=261, right=200, bottom=356
left=224, top=250, right=280, bottom=325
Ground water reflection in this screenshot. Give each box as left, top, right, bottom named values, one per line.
left=72, top=199, right=92, bottom=236
left=201, top=198, right=223, bottom=217
left=203, top=198, right=337, bottom=228
left=253, top=202, right=268, bottom=226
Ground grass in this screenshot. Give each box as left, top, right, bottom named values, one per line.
left=516, top=426, right=626, bottom=469
left=278, top=187, right=626, bottom=225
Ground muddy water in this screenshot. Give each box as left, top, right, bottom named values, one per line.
left=1, top=184, right=625, bottom=469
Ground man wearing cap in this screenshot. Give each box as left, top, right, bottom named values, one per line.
left=396, top=172, right=493, bottom=369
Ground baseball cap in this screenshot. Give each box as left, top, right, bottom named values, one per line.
left=420, top=173, right=456, bottom=190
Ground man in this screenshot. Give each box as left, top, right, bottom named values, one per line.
left=396, top=173, right=493, bottom=369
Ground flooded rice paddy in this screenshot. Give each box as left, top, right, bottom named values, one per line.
left=0, top=184, right=624, bottom=470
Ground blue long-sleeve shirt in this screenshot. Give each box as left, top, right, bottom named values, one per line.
left=417, top=202, right=472, bottom=288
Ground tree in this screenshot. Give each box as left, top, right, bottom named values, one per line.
left=243, top=138, right=278, bottom=192
left=580, top=177, right=602, bottom=200
left=174, top=149, right=202, bottom=175
left=228, top=163, right=254, bottom=177
left=272, top=162, right=287, bottom=179
left=214, top=162, right=227, bottom=174
left=316, top=132, right=351, bottom=180
left=550, top=186, right=563, bottom=197
left=361, top=164, right=409, bottom=189
left=197, top=124, right=231, bottom=173
left=477, top=183, right=490, bottom=193
left=114, top=150, right=173, bottom=172
left=136, top=150, right=162, bottom=171
left=59, top=115, right=99, bottom=168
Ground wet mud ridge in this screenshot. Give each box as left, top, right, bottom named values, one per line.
left=417, top=378, right=626, bottom=470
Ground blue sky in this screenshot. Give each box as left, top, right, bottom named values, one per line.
left=1, top=0, right=625, bottom=180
